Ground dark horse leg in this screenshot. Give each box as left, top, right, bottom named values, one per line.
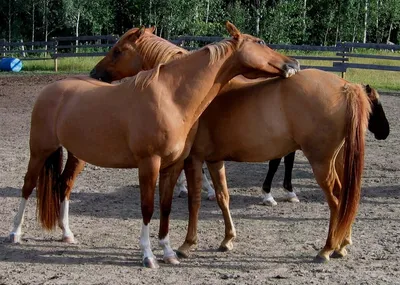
left=261, top=151, right=299, bottom=206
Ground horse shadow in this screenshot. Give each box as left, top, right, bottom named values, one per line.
left=0, top=239, right=312, bottom=269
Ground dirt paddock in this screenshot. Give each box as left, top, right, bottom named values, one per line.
left=0, top=74, right=399, bottom=284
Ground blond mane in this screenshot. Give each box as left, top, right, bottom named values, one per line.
left=132, top=37, right=238, bottom=89
left=135, top=34, right=189, bottom=67
left=204, top=39, right=238, bottom=65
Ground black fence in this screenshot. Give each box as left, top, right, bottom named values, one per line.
left=1, top=35, right=399, bottom=76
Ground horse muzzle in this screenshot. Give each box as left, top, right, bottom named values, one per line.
left=283, top=60, right=300, bottom=78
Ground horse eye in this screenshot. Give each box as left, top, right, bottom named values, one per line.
left=257, top=40, right=266, bottom=45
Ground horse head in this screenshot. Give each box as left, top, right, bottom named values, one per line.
left=90, top=26, right=186, bottom=83
left=225, top=21, right=300, bottom=79
left=364, top=84, right=390, bottom=140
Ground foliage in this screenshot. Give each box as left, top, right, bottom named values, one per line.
left=0, top=0, right=399, bottom=45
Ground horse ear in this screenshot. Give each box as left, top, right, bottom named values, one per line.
left=366, top=84, right=372, bottom=93
left=137, top=26, right=146, bottom=37
left=147, top=26, right=156, bottom=34
left=226, top=21, right=241, bottom=39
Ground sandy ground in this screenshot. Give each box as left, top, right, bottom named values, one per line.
left=0, top=74, right=399, bottom=285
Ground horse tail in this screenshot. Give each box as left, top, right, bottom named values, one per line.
left=334, top=83, right=371, bottom=246
left=37, top=147, right=63, bottom=230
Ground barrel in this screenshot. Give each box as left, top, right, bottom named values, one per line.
left=0, top=57, right=23, bottom=72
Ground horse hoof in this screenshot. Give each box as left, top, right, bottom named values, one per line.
left=9, top=233, right=21, bottom=244
left=143, top=257, right=159, bottom=269
left=218, top=242, right=233, bottom=252
left=331, top=248, right=348, bottom=258
left=287, top=196, right=300, bottom=203
left=163, top=254, right=180, bottom=265
left=62, top=236, right=76, bottom=244
left=178, top=191, right=188, bottom=198
left=207, top=195, right=216, bottom=201
left=176, top=248, right=190, bottom=258
left=262, top=199, right=277, bottom=206
left=313, top=254, right=329, bottom=263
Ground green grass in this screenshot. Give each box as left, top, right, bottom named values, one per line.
left=1, top=51, right=399, bottom=91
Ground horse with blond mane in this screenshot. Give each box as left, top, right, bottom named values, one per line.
left=9, top=22, right=299, bottom=268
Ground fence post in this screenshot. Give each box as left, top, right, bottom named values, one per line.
left=53, top=37, right=58, bottom=72
left=339, top=42, right=346, bottom=79
left=20, top=39, right=26, bottom=58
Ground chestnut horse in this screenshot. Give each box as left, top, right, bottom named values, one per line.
left=79, top=29, right=383, bottom=262
left=9, top=22, right=299, bottom=268
left=177, top=69, right=373, bottom=263
left=261, top=84, right=390, bottom=206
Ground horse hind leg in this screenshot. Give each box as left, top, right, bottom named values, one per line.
left=283, top=152, right=300, bottom=203
left=207, top=161, right=236, bottom=252
left=58, top=151, right=85, bottom=243
left=262, top=157, right=281, bottom=206
left=176, top=156, right=204, bottom=258
left=307, top=157, right=341, bottom=263
left=331, top=146, right=352, bottom=259
left=9, top=153, right=50, bottom=243
left=202, top=165, right=216, bottom=201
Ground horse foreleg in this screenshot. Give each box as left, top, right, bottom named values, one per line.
left=262, top=157, right=281, bottom=206
left=207, top=161, right=236, bottom=252
left=158, top=161, right=183, bottom=265
left=283, top=152, right=299, bottom=202
left=58, top=152, right=85, bottom=243
left=138, top=156, right=161, bottom=269
left=10, top=154, right=47, bottom=243
left=176, top=156, right=203, bottom=258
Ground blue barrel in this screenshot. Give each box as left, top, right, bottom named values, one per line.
left=0, top=57, right=23, bottom=72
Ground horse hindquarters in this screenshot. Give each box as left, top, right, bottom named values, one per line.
left=307, top=83, right=370, bottom=262
left=335, top=84, right=370, bottom=247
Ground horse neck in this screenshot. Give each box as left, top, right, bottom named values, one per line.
left=160, top=46, right=241, bottom=124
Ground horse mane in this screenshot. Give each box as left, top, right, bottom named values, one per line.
left=133, top=64, right=162, bottom=90
left=132, top=38, right=238, bottom=90
left=204, top=39, right=238, bottom=65
left=135, top=34, right=189, bottom=67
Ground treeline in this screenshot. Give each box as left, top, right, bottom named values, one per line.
left=1, top=0, right=399, bottom=45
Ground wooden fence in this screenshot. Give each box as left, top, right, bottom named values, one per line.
left=1, top=35, right=399, bottom=76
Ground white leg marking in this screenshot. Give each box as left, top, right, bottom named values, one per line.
left=59, top=200, right=75, bottom=242
left=174, top=172, right=188, bottom=196
left=285, top=191, right=300, bottom=203
left=262, top=193, right=277, bottom=206
left=10, top=198, right=27, bottom=240
left=140, top=223, right=155, bottom=259
left=159, top=234, right=179, bottom=264
left=202, top=165, right=215, bottom=200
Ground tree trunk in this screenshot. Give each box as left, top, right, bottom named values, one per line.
left=352, top=0, right=361, bottom=43
left=302, top=0, right=307, bottom=41
left=387, top=22, right=393, bottom=43
left=205, top=0, right=210, bottom=24
left=375, top=0, right=379, bottom=43
left=75, top=11, right=81, bottom=53
left=363, top=0, right=369, bottom=43
left=8, top=0, right=12, bottom=43
left=254, top=0, right=261, bottom=36
left=32, top=1, right=35, bottom=50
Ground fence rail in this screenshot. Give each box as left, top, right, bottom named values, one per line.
left=0, top=35, right=399, bottom=75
